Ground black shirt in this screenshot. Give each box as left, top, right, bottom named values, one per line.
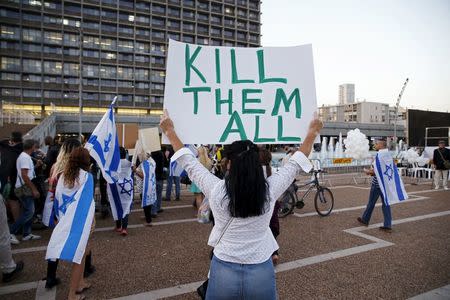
left=433, top=147, right=450, bottom=170
left=151, top=150, right=165, bottom=181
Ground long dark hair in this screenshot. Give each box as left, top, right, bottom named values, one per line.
left=223, top=140, right=268, bottom=218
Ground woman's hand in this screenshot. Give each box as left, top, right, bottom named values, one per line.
left=159, top=109, right=175, bottom=136
left=307, top=113, right=323, bottom=137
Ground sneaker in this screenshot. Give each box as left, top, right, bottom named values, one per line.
left=157, top=209, right=164, bottom=213
left=444, top=187, right=449, bottom=190
left=121, top=229, right=128, bottom=236
left=10, top=234, right=20, bottom=245
left=2, top=261, right=24, bottom=283
left=162, top=197, right=170, bottom=202
left=143, top=222, right=152, bottom=227
left=175, top=197, right=181, bottom=201
left=434, top=186, right=440, bottom=190
left=22, top=234, right=41, bottom=241
left=151, top=214, right=158, bottom=218
left=114, top=227, right=122, bottom=233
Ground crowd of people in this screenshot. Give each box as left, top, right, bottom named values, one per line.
left=1, top=117, right=448, bottom=299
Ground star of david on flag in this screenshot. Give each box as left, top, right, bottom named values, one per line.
left=374, top=150, right=408, bottom=206
left=59, top=192, right=77, bottom=214
left=85, top=97, right=121, bottom=184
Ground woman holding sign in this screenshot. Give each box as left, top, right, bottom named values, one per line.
left=160, top=110, right=322, bottom=299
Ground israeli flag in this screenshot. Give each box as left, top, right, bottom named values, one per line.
left=169, top=145, right=198, bottom=177
left=45, top=170, right=95, bottom=264
left=142, top=158, right=156, bottom=208
left=85, top=97, right=121, bottom=184
left=374, top=150, right=408, bottom=206
left=42, top=191, right=56, bottom=227
left=107, top=159, right=134, bottom=220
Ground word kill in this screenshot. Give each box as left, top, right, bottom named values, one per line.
left=182, top=44, right=303, bottom=143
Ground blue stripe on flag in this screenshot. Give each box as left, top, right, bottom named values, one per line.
left=109, top=182, right=124, bottom=219
left=87, top=135, right=106, bottom=166
left=375, top=154, right=390, bottom=206
left=142, top=160, right=150, bottom=207
left=109, top=131, right=121, bottom=173
left=393, top=164, right=405, bottom=201
left=59, top=174, right=94, bottom=262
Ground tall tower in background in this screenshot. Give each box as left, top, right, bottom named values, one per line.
left=339, top=83, right=355, bottom=105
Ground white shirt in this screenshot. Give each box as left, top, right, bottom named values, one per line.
left=173, top=148, right=313, bottom=264
left=15, top=152, right=35, bottom=188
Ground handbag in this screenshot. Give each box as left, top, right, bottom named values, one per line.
left=1, top=181, right=11, bottom=199
left=14, top=176, right=34, bottom=198
left=437, top=149, right=450, bottom=170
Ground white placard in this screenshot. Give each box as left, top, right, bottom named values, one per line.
left=138, top=127, right=161, bottom=153
left=163, top=40, right=317, bottom=144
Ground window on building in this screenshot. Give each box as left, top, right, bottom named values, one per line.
left=152, top=30, right=165, bottom=40
left=44, top=61, right=62, bottom=74
left=168, top=7, right=180, bottom=17
left=118, top=80, right=133, bottom=88
left=118, top=53, right=133, bottom=62
left=82, top=92, right=99, bottom=101
left=151, top=57, right=165, bottom=65
left=101, top=10, right=116, bottom=19
left=182, top=10, right=195, bottom=19
left=151, top=83, right=164, bottom=91
left=237, top=20, right=247, bottom=29
left=183, top=22, right=195, bottom=32
left=167, top=20, right=180, bottom=30
left=135, top=15, right=150, bottom=24
left=101, top=52, right=116, bottom=60
left=1, top=57, right=20, bottom=71
left=62, top=18, right=81, bottom=28
left=83, top=7, right=100, bottom=16
left=1, top=25, right=20, bottom=40
left=101, top=23, right=116, bottom=33
left=225, top=6, right=234, bottom=15
left=83, top=78, right=99, bottom=86
left=44, top=76, right=62, bottom=84
left=63, top=91, right=78, bottom=99
left=167, top=32, right=180, bottom=41
left=22, top=59, right=42, bottom=73
left=2, top=72, right=20, bottom=81
left=151, top=96, right=163, bottom=104
left=100, top=79, right=115, bottom=87
left=211, top=3, right=222, bottom=13
left=44, top=90, right=61, bottom=99
left=119, top=0, right=134, bottom=9
left=118, top=40, right=133, bottom=52
left=135, top=82, right=149, bottom=89
left=23, top=89, right=42, bottom=98
left=22, top=74, right=41, bottom=82
left=197, top=24, right=209, bottom=35
left=135, top=55, right=150, bottom=63
left=135, top=68, right=149, bottom=80
left=22, top=43, right=42, bottom=53
left=44, top=31, right=62, bottom=45
left=135, top=41, right=150, bottom=53
left=151, top=43, right=165, bottom=55
left=83, top=64, right=99, bottom=77
left=0, top=9, right=19, bottom=19
left=22, top=28, right=42, bottom=43
left=43, top=45, right=62, bottom=55
left=83, top=36, right=100, bottom=48
left=135, top=95, right=149, bottom=103
left=183, top=0, right=194, bottom=7
left=117, top=67, right=133, bottom=80
left=152, top=4, right=165, bottom=14
left=151, top=71, right=165, bottom=83
left=63, top=48, right=79, bottom=56
left=63, top=33, right=79, bottom=46
left=63, top=63, right=79, bottom=76
left=82, top=21, right=100, bottom=30
left=136, top=1, right=150, bottom=11
left=198, top=13, right=209, bottom=22
left=152, top=17, right=165, bottom=27
left=99, top=65, right=117, bottom=78
left=64, top=3, right=81, bottom=14
left=44, top=15, right=62, bottom=25
left=182, top=35, right=194, bottom=43
left=100, top=93, right=116, bottom=101
left=119, top=94, right=133, bottom=102
left=119, top=26, right=134, bottom=35
left=136, top=28, right=150, bottom=37
left=1, top=88, right=21, bottom=97
left=100, top=38, right=116, bottom=50
left=83, top=49, right=99, bottom=58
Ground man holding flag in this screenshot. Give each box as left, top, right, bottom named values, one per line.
left=358, top=138, right=408, bottom=231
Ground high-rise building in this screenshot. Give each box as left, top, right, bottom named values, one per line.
left=319, top=101, right=391, bottom=124
left=338, top=83, right=355, bottom=105
left=0, top=0, right=261, bottom=116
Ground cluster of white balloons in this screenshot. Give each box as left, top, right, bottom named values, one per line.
left=343, top=128, right=370, bottom=160
left=399, top=148, right=419, bottom=163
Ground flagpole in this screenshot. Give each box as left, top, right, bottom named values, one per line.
left=78, top=28, right=83, bottom=143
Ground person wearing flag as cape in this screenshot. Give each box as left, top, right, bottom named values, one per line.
left=45, top=147, right=95, bottom=300
left=358, top=138, right=408, bottom=231
left=133, top=152, right=157, bottom=226
left=107, top=147, right=134, bottom=236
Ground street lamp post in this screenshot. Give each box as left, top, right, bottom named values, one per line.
left=78, top=28, right=83, bottom=142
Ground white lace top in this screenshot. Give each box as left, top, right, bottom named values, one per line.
left=173, top=148, right=313, bottom=264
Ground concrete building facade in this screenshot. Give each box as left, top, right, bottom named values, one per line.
left=0, top=0, right=261, bottom=117
left=338, top=83, right=355, bottom=105
left=319, top=101, right=394, bottom=124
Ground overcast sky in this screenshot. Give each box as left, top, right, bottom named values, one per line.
left=261, top=0, right=450, bottom=112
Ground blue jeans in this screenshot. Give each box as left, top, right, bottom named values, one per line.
left=10, top=195, right=35, bottom=237
left=165, top=176, right=180, bottom=199
left=206, top=255, right=277, bottom=300
left=362, top=183, right=392, bottom=228
left=152, top=180, right=163, bottom=214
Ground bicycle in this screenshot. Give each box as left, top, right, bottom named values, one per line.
left=277, top=169, right=334, bottom=217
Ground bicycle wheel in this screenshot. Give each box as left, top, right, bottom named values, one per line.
left=277, top=191, right=296, bottom=218
left=314, top=187, right=334, bottom=216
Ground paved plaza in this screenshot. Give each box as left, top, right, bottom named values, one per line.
left=1, top=178, right=449, bottom=299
